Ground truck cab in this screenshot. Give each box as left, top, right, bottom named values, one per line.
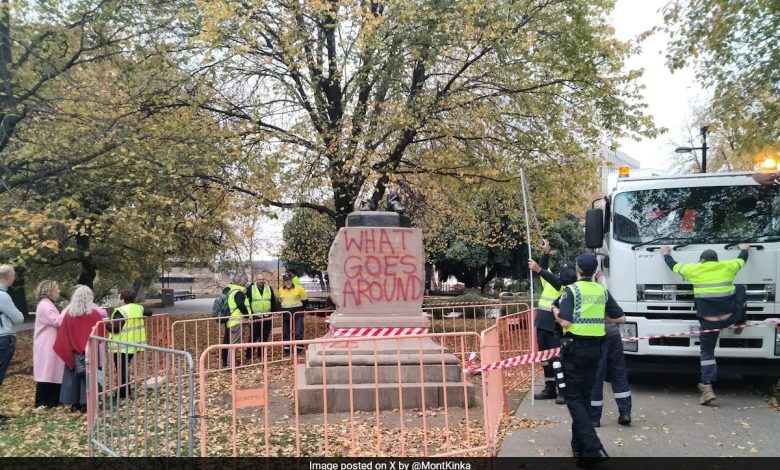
left=586, top=170, right=780, bottom=374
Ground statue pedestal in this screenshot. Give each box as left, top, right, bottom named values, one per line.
left=296, top=211, right=473, bottom=414
left=327, top=312, right=431, bottom=329
left=297, top=337, right=474, bottom=414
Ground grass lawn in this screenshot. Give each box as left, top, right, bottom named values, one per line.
left=0, top=330, right=88, bottom=456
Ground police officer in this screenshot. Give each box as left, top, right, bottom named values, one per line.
left=552, top=253, right=625, bottom=466
left=528, top=240, right=576, bottom=404
left=661, top=244, right=750, bottom=405
left=590, top=321, right=632, bottom=427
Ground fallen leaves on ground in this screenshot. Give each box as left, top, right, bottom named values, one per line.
left=0, top=331, right=87, bottom=457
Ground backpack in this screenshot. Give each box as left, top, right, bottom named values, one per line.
left=212, top=287, right=239, bottom=320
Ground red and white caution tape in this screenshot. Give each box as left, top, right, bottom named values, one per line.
left=424, top=300, right=502, bottom=307
left=462, top=352, right=478, bottom=372
left=330, top=327, right=429, bottom=338
left=466, top=347, right=560, bottom=373
left=621, top=319, right=779, bottom=342
left=464, top=320, right=779, bottom=374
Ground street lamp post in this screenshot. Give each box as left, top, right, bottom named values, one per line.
left=675, top=126, right=710, bottom=173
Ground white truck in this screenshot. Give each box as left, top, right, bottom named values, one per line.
left=585, top=169, right=780, bottom=377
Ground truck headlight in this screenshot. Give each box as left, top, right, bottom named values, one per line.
left=620, top=322, right=638, bottom=352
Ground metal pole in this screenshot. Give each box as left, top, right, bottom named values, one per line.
left=700, top=126, right=708, bottom=173
left=519, top=168, right=536, bottom=406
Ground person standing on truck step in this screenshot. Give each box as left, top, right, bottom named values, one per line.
left=660, top=244, right=750, bottom=405
left=528, top=239, right=576, bottom=405
left=279, top=272, right=308, bottom=355
left=245, top=274, right=277, bottom=360
left=552, top=253, right=625, bottom=467
left=222, top=274, right=251, bottom=367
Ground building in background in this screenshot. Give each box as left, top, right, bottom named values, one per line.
left=599, top=146, right=640, bottom=194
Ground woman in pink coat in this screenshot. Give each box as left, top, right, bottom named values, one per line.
left=33, top=280, right=64, bottom=408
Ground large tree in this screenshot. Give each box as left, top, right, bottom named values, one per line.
left=0, top=54, right=233, bottom=304
left=664, top=0, right=779, bottom=157
left=190, top=0, right=654, bottom=228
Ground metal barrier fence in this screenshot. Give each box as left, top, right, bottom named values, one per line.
left=85, top=305, right=535, bottom=456
left=424, top=302, right=530, bottom=335
left=495, top=308, right=535, bottom=395
left=170, top=310, right=335, bottom=374
left=87, top=319, right=195, bottom=456
left=197, top=333, right=487, bottom=457
left=480, top=324, right=505, bottom=451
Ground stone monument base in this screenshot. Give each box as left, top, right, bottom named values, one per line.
left=327, top=312, right=431, bottom=329
left=296, top=338, right=475, bottom=414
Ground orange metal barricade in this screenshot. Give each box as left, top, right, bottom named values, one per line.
left=480, top=325, right=504, bottom=451
left=197, top=333, right=488, bottom=457
left=495, top=308, right=535, bottom=397
left=170, top=310, right=335, bottom=374
left=423, top=302, right=530, bottom=335
left=85, top=305, right=542, bottom=456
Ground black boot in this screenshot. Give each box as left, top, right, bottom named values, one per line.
left=576, top=447, right=610, bottom=468
left=534, top=382, right=557, bottom=400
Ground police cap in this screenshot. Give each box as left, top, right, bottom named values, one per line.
left=576, top=253, right=598, bottom=276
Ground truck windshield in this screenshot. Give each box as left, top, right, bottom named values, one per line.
left=612, top=185, right=780, bottom=244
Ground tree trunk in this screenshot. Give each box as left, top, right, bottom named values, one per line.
left=76, top=234, right=97, bottom=288
left=317, top=272, right=326, bottom=291
left=9, top=266, right=30, bottom=320
left=480, top=265, right=499, bottom=295
left=131, top=276, right=153, bottom=303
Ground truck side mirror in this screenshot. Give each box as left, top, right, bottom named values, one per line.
left=585, top=208, right=604, bottom=248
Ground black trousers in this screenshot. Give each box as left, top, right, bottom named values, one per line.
left=0, top=335, right=16, bottom=387
left=562, top=337, right=604, bottom=456
left=248, top=317, right=273, bottom=358
left=537, top=328, right=561, bottom=386
left=35, top=382, right=62, bottom=408
left=112, top=352, right=135, bottom=399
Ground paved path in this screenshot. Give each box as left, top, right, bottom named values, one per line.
left=150, top=297, right=215, bottom=315
left=500, top=374, right=779, bottom=457
left=12, top=298, right=215, bottom=333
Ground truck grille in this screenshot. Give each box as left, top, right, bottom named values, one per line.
left=635, top=284, right=776, bottom=320
left=637, top=284, right=775, bottom=303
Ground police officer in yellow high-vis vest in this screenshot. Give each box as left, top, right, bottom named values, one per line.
left=661, top=244, right=750, bottom=405
left=528, top=239, right=577, bottom=404
left=222, top=274, right=250, bottom=367
left=108, top=290, right=152, bottom=399
left=552, top=254, right=624, bottom=467
left=245, top=274, right=277, bottom=359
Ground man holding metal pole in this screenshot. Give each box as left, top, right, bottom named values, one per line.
left=528, top=239, right=576, bottom=404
